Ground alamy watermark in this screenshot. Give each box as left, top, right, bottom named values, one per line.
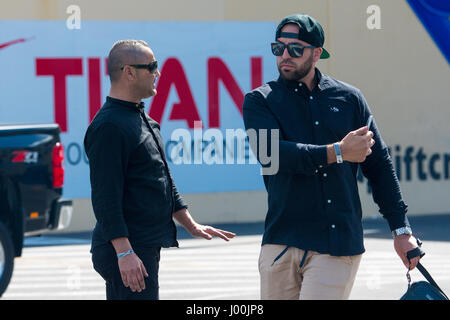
left=168, top=121, right=280, bottom=175
left=66, top=265, right=82, bottom=290
left=366, top=5, right=381, bottom=30
left=66, top=5, right=81, bottom=30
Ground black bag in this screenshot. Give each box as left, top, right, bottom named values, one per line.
left=400, top=239, right=449, bottom=300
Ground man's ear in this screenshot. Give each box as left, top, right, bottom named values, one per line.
left=123, top=65, right=136, bottom=81
left=313, top=47, right=322, bottom=62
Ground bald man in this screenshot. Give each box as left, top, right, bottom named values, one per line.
left=84, top=40, right=235, bottom=300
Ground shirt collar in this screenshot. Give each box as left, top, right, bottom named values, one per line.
left=277, top=67, right=328, bottom=91
left=106, top=96, right=145, bottom=111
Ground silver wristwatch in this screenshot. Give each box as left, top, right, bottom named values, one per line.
left=392, top=226, right=412, bottom=237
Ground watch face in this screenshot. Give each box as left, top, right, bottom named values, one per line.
left=396, top=227, right=412, bottom=235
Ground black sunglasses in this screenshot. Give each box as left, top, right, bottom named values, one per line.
left=121, top=60, right=158, bottom=73
left=271, top=42, right=316, bottom=58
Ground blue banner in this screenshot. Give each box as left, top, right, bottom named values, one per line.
left=407, top=0, right=450, bottom=64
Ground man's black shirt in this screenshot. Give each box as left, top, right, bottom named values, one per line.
left=243, top=68, right=409, bottom=256
left=84, top=96, right=187, bottom=250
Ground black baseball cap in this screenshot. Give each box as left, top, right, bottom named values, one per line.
left=275, top=14, right=330, bottom=59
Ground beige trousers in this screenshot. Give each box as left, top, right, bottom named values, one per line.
left=259, top=244, right=362, bottom=300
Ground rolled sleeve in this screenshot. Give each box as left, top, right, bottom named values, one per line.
left=169, top=171, right=188, bottom=212
left=305, top=144, right=328, bottom=169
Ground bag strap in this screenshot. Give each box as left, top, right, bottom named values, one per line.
left=406, top=238, right=449, bottom=299
left=416, top=262, right=449, bottom=299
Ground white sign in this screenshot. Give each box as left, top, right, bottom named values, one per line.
left=0, top=21, right=278, bottom=198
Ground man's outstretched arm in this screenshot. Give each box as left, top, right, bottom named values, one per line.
left=173, top=208, right=236, bottom=241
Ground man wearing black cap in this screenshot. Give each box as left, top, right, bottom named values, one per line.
left=243, top=14, right=420, bottom=299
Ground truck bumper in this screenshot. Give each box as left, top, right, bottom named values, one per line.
left=50, top=199, right=73, bottom=230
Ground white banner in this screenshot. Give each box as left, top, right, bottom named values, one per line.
left=1, top=21, right=449, bottom=219
left=0, top=21, right=279, bottom=198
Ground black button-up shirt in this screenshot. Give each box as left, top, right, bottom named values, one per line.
left=243, top=68, right=409, bottom=256
left=84, top=96, right=187, bottom=250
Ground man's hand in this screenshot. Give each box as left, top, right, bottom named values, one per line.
left=394, top=234, right=421, bottom=270
left=111, top=237, right=149, bottom=292
left=117, top=253, right=149, bottom=293
left=340, top=126, right=375, bottom=163
left=188, top=223, right=236, bottom=241
left=173, top=208, right=236, bottom=241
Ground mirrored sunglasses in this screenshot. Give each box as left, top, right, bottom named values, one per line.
left=271, top=42, right=315, bottom=58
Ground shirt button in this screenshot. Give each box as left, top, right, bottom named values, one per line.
left=331, top=224, right=336, bottom=229
left=319, top=165, right=323, bottom=168
left=310, top=96, right=313, bottom=100
left=295, top=88, right=298, bottom=92
left=299, top=83, right=303, bottom=86
left=327, top=199, right=332, bottom=204
left=314, top=121, right=319, bottom=125
left=323, top=173, right=327, bottom=177
left=315, top=169, right=319, bottom=173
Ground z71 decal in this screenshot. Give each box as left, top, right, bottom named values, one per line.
left=11, top=151, right=39, bottom=164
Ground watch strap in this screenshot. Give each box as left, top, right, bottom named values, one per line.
left=117, top=248, right=134, bottom=259
left=392, top=226, right=412, bottom=237
left=333, top=143, right=343, bottom=163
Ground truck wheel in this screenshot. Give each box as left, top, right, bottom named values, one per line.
left=0, top=221, right=14, bottom=297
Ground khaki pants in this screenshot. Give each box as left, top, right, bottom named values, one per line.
left=259, top=244, right=362, bottom=300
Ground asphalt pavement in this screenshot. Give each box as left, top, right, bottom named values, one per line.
left=1, top=213, right=449, bottom=300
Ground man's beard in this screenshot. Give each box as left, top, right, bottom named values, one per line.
left=278, top=54, right=314, bottom=81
